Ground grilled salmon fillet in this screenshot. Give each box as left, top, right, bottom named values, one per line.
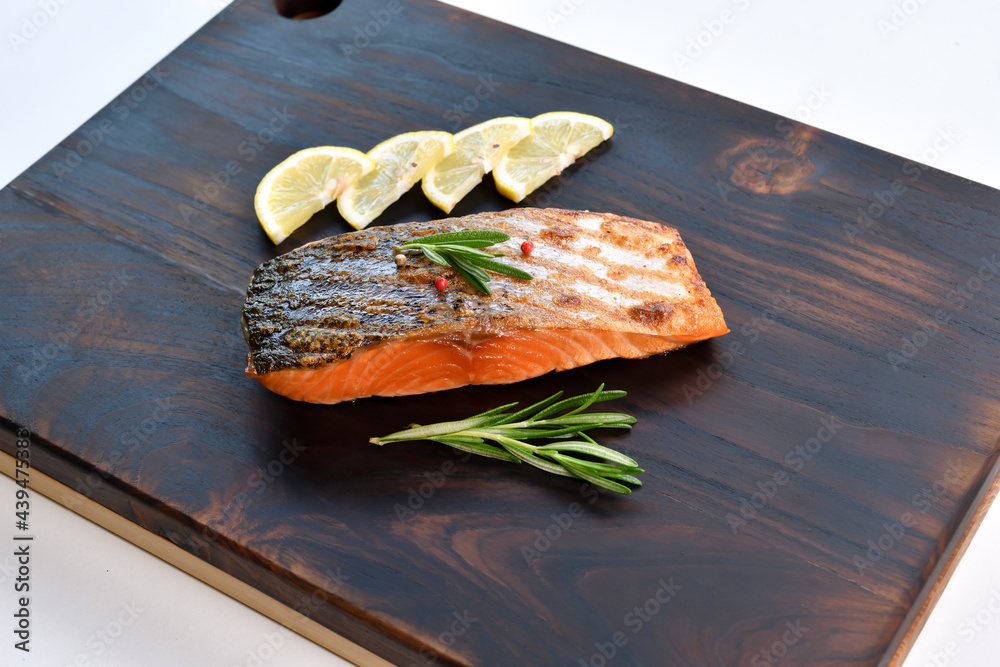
left=242, top=208, right=727, bottom=404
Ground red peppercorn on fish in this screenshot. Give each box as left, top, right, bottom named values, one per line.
left=242, top=208, right=728, bottom=404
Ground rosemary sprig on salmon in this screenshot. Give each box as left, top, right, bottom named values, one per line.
left=371, top=385, right=643, bottom=494
left=394, top=229, right=533, bottom=296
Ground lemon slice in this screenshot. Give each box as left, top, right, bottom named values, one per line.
left=421, top=117, right=531, bottom=213
left=493, top=112, right=613, bottom=203
left=338, top=131, right=454, bottom=229
left=255, top=146, right=373, bottom=244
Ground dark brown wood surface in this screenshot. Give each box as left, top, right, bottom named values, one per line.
left=2, top=1, right=1000, bottom=664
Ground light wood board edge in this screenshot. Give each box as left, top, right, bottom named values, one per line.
left=883, top=448, right=1000, bottom=667
left=0, top=449, right=394, bottom=667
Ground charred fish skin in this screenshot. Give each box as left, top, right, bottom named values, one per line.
left=242, top=208, right=728, bottom=379
left=242, top=220, right=506, bottom=376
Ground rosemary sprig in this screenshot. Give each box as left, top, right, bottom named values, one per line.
left=394, top=230, right=532, bottom=296
left=370, top=385, right=643, bottom=494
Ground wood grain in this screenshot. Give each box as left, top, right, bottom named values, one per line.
left=2, top=0, right=1000, bottom=664
left=0, top=448, right=394, bottom=667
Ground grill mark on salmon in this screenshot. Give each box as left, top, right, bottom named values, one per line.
left=242, top=208, right=728, bottom=404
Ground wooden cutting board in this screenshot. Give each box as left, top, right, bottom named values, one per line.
left=2, top=1, right=999, bottom=664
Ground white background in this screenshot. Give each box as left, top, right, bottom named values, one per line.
left=1, top=0, right=999, bottom=665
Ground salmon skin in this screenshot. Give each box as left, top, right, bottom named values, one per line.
left=242, top=208, right=728, bottom=404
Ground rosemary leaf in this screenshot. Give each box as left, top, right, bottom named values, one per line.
left=531, top=390, right=628, bottom=421
left=502, top=445, right=578, bottom=477
left=403, top=230, right=510, bottom=247
left=546, top=453, right=643, bottom=477
left=538, top=414, right=637, bottom=427
left=420, top=247, right=449, bottom=266
left=450, top=255, right=491, bottom=284
left=469, top=402, right=521, bottom=420
left=369, top=415, right=493, bottom=444
left=436, top=435, right=486, bottom=446
left=449, top=258, right=492, bottom=296
left=431, top=244, right=505, bottom=258
left=466, top=256, right=534, bottom=281
left=556, top=458, right=633, bottom=494
left=615, top=474, right=644, bottom=486
left=535, top=441, right=639, bottom=467
left=434, top=438, right=518, bottom=462
left=497, top=391, right=565, bottom=425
